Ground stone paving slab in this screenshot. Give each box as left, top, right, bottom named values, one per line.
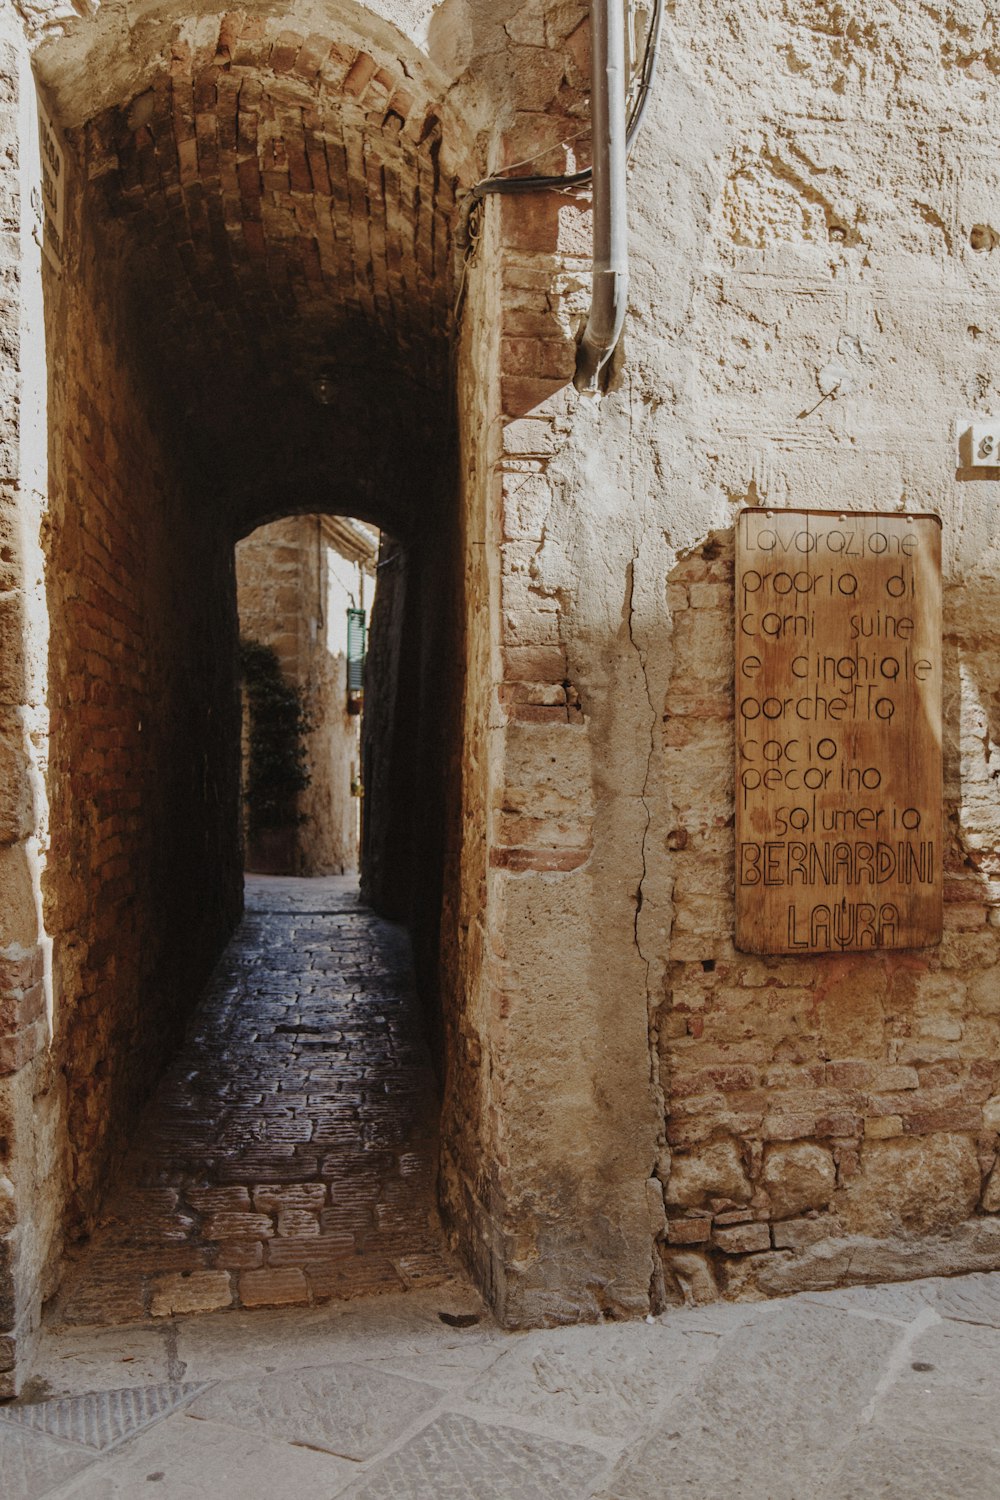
left=186, top=1362, right=443, bottom=1459
left=27, top=1324, right=172, bottom=1397
left=464, top=1321, right=720, bottom=1441
left=0, top=1426, right=94, bottom=1500
left=932, top=1269, right=1000, bottom=1327
left=173, top=1291, right=501, bottom=1391
left=593, top=1302, right=903, bottom=1500
left=820, top=1431, right=1000, bottom=1499
left=873, top=1316, right=1000, bottom=1450
left=800, top=1278, right=944, bottom=1322
left=336, top=1412, right=608, bottom=1500
left=10, top=1275, right=1000, bottom=1497
left=0, top=1383, right=206, bottom=1451
left=45, top=1413, right=351, bottom=1500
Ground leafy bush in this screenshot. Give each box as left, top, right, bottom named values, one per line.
left=239, top=639, right=311, bottom=833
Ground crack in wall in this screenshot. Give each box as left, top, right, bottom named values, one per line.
left=626, top=544, right=670, bottom=1308
left=625, top=549, right=656, bottom=967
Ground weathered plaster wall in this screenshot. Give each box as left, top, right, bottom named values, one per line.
left=469, top=0, right=1000, bottom=1308
left=0, top=7, right=55, bottom=1394
left=236, top=515, right=372, bottom=876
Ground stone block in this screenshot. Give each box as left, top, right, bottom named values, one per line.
left=188, top=1187, right=252, bottom=1213
left=214, top=1239, right=264, bottom=1269
left=838, top=1132, right=982, bottom=1237
left=201, top=1211, right=273, bottom=1240
left=666, top=1217, right=711, bottom=1245
left=864, top=1115, right=903, bottom=1139
left=981, top=1161, right=1000, bottom=1212
left=239, top=1267, right=309, bottom=1307
left=665, top=1139, right=751, bottom=1207
left=251, top=1182, right=326, bottom=1218
left=713, top=1222, right=771, bottom=1254
left=0, top=711, right=32, bottom=844
left=0, top=845, right=40, bottom=948
left=276, top=1209, right=320, bottom=1237
left=149, top=1271, right=233, bottom=1317
left=762, top=1143, right=836, bottom=1219
left=771, top=1216, right=834, bottom=1250
left=661, top=1250, right=718, bottom=1305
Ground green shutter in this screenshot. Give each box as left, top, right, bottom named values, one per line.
left=347, top=607, right=366, bottom=693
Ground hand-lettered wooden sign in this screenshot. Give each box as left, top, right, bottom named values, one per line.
left=735, top=508, right=942, bottom=954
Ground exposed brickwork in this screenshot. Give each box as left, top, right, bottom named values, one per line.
left=72, top=10, right=466, bottom=537
left=55, top=877, right=457, bottom=1325
left=43, top=202, right=242, bottom=1246
left=0, top=0, right=479, bottom=1394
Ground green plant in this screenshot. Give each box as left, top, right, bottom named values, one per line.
left=239, top=639, right=311, bottom=834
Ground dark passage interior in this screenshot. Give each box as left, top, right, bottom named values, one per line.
left=33, top=11, right=474, bottom=1315
left=55, top=875, right=454, bottom=1324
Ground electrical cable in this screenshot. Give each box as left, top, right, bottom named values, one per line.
left=463, top=0, right=663, bottom=209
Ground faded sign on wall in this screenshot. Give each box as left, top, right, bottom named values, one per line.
left=735, top=508, right=943, bottom=954
left=33, top=94, right=65, bottom=271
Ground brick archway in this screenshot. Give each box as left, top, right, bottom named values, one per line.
left=3, top=0, right=666, bottom=1399
left=0, top=0, right=495, bottom=1392
left=60, top=6, right=472, bottom=540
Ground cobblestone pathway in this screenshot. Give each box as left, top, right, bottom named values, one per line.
left=53, top=876, right=456, bottom=1327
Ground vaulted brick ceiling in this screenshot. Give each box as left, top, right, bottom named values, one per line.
left=73, top=11, right=469, bottom=537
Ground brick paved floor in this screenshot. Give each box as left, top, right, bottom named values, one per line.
left=53, top=876, right=457, bottom=1327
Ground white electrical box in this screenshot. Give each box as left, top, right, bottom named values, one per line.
left=958, top=420, right=1000, bottom=468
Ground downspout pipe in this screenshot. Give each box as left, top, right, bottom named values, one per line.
left=574, top=0, right=628, bottom=394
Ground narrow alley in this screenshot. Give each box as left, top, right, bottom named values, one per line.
left=53, top=877, right=457, bottom=1327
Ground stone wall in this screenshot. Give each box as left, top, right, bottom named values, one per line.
left=235, top=515, right=374, bottom=876
left=44, top=274, right=237, bottom=1215
left=0, top=5, right=244, bottom=1392
left=40, top=78, right=244, bottom=1285
left=462, top=0, right=1000, bottom=1313
left=657, top=538, right=1000, bottom=1301
left=5, top=0, right=1000, bottom=1380
left=0, top=8, right=54, bottom=1394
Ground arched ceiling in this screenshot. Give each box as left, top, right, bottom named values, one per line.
left=31, top=4, right=485, bottom=537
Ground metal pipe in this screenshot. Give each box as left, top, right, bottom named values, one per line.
left=574, top=0, right=628, bottom=394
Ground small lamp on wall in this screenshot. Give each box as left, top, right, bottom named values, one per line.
left=311, top=371, right=337, bottom=406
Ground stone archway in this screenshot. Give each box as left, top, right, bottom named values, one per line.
left=2, top=0, right=667, bottom=1396
left=0, top=0, right=493, bottom=1390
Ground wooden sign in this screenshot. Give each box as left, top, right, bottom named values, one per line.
left=735, top=508, right=942, bottom=954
